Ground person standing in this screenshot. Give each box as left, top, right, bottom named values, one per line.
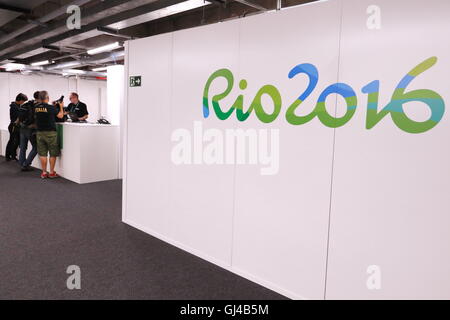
left=66, top=92, right=89, bottom=121
left=18, top=91, right=40, bottom=171
left=5, top=93, right=28, bottom=161
left=34, top=91, right=64, bottom=179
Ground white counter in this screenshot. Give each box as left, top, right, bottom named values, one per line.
left=1, top=122, right=120, bottom=184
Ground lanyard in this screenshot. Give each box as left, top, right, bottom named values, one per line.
left=71, top=102, right=79, bottom=113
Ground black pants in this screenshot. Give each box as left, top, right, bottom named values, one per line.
left=5, top=123, right=20, bottom=160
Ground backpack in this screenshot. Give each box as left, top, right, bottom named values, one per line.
left=18, top=100, right=35, bottom=127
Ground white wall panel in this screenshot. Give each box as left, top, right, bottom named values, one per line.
left=77, top=78, right=106, bottom=122
left=8, top=74, right=45, bottom=101
left=326, top=0, right=450, bottom=299
left=8, top=74, right=69, bottom=104
left=232, top=1, right=341, bottom=299
left=168, top=20, right=241, bottom=266
left=106, top=66, right=124, bottom=125
left=0, top=73, right=10, bottom=130
left=123, top=33, right=173, bottom=238
left=68, top=77, right=78, bottom=93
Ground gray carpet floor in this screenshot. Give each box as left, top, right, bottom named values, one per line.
left=0, top=157, right=286, bottom=300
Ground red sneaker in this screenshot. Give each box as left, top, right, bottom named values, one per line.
left=48, top=172, right=59, bottom=179
left=40, top=172, right=48, bottom=179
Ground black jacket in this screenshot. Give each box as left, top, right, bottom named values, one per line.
left=18, top=100, right=36, bottom=127
left=9, top=102, right=20, bottom=123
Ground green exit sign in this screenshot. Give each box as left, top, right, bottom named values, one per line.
left=130, top=76, right=142, bottom=87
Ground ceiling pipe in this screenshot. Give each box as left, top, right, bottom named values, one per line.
left=46, top=60, right=83, bottom=70
left=40, top=45, right=87, bottom=62
left=96, top=27, right=136, bottom=40
left=45, top=51, right=125, bottom=70
left=276, top=0, right=282, bottom=10
left=0, top=0, right=91, bottom=45
left=209, top=0, right=226, bottom=4
left=1, top=64, right=106, bottom=78
left=49, top=52, right=86, bottom=62
left=234, top=0, right=268, bottom=11
left=38, top=69, right=106, bottom=78
left=77, top=51, right=126, bottom=68
left=43, top=45, right=86, bottom=54
left=0, top=4, right=31, bottom=14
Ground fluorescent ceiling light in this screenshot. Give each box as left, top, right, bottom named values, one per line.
left=31, top=60, right=50, bottom=66
left=87, top=42, right=121, bottom=55
left=92, top=67, right=107, bottom=72
left=1, top=63, right=26, bottom=71
left=63, top=69, right=86, bottom=75
left=108, top=0, right=210, bottom=30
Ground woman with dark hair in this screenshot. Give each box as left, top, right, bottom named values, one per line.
left=5, top=93, right=28, bottom=161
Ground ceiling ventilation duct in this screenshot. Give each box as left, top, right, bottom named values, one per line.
left=107, top=0, right=211, bottom=30
left=45, top=50, right=125, bottom=71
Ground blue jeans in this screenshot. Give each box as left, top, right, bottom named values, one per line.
left=19, top=127, right=37, bottom=167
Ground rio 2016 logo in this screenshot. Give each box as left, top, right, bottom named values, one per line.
left=202, top=57, right=445, bottom=134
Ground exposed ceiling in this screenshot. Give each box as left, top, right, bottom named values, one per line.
left=0, top=0, right=317, bottom=79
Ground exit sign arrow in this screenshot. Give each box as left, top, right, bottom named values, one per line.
left=130, top=76, right=142, bottom=87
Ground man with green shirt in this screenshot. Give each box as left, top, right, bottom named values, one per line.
left=34, top=91, right=64, bottom=179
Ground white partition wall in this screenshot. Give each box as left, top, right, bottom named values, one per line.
left=76, top=78, right=106, bottom=122
left=123, top=0, right=450, bottom=299
left=0, top=73, right=9, bottom=130
left=124, top=33, right=173, bottom=243
left=169, top=21, right=241, bottom=266
left=106, top=65, right=124, bottom=125
left=325, top=0, right=450, bottom=299
left=231, top=2, right=341, bottom=299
